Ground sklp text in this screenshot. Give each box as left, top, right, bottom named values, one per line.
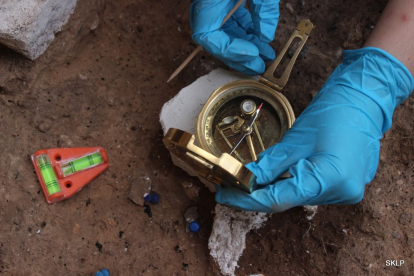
left=386, top=260, right=404, bottom=267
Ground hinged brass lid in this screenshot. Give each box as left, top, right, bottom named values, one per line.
left=260, top=19, right=313, bottom=91
left=163, top=128, right=256, bottom=193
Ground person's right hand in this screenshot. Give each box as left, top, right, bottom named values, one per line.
left=215, top=48, right=414, bottom=213
left=190, top=0, right=280, bottom=75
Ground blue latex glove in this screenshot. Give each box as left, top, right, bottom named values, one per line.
left=216, top=47, right=414, bottom=213
left=190, top=0, right=280, bottom=75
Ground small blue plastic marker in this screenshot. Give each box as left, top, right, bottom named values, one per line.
left=150, top=193, right=159, bottom=204
left=189, top=221, right=200, bottom=232
left=144, top=194, right=152, bottom=202
left=94, top=269, right=109, bottom=276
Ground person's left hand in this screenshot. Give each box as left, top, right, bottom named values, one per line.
left=190, top=0, right=280, bottom=75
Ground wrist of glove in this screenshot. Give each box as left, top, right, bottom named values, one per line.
left=215, top=47, right=414, bottom=213
left=190, top=0, right=280, bottom=75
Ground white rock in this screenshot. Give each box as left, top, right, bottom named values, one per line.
left=160, top=69, right=266, bottom=276
left=160, top=68, right=257, bottom=136
left=304, top=205, right=318, bottom=220
left=286, top=3, right=294, bottom=13
left=0, top=0, right=78, bottom=59
left=209, top=205, right=268, bottom=276
left=79, top=74, right=88, bottom=80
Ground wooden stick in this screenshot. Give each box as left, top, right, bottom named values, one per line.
left=167, top=0, right=245, bottom=82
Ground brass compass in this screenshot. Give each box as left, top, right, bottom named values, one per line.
left=164, top=20, right=313, bottom=193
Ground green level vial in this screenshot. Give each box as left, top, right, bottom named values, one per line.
left=36, top=154, right=62, bottom=195
left=61, top=152, right=103, bottom=177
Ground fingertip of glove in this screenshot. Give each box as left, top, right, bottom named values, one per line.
left=193, top=32, right=262, bottom=62
left=214, top=186, right=226, bottom=203
left=233, top=57, right=266, bottom=74
left=191, top=33, right=205, bottom=48
left=259, top=44, right=275, bottom=62
left=257, top=33, right=275, bottom=44
left=213, top=184, right=220, bottom=192
left=245, top=162, right=265, bottom=184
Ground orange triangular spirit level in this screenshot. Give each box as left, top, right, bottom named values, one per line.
left=31, top=147, right=109, bottom=204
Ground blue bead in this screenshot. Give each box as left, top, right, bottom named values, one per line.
left=95, top=272, right=103, bottom=276
left=143, top=194, right=152, bottom=202
left=150, top=193, right=159, bottom=204
left=189, top=221, right=200, bottom=232
left=100, top=269, right=110, bottom=276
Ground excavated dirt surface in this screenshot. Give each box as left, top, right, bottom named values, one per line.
left=0, top=0, right=413, bottom=275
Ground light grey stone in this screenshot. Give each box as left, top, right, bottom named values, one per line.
left=0, top=0, right=78, bottom=59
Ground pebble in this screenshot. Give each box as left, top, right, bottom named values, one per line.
left=90, top=13, right=100, bottom=31
left=128, top=176, right=152, bottom=206
left=309, top=90, right=318, bottom=99
left=181, top=181, right=200, bottom=201
left=174, top=245, right=182, bottom=253
left=286, top=3, right=294, bottom=13
left=38, top=119, right=52, bottom=133
left=335, top=47, right=344, bottom=59
left=79, top=74, right=88, bottom=80
left=392, top=231, right=400, bottom=239
left=399, top=212, right=412, bottom=225
left=58, top=135, right=73, bottom=147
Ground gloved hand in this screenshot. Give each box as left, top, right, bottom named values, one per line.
left=190, top=0, right=280, bottom=75
left=216, top=47, right=414, bottom=213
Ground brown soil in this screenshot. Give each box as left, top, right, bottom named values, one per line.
left=0, top=0, right=413, bottom=275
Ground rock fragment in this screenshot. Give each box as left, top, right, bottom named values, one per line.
left=58, top=135, right=73, bottom=147
left=399, top=212, right=412, bottom=225
left=38, top=119, right=52, bottom=133
left=128, top=176, right=152, bottom=206
left=0, top=0, right=78, bottom=59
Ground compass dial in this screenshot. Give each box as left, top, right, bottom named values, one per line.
left=196, top=80, right=295, bottom=164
